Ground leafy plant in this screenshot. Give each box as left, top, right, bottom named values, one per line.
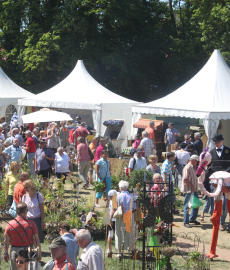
left=93, top=181, right=105, bottom=193
left=128, top=169, right=153, bottom=191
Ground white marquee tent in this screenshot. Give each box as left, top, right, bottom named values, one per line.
left=132, top=49, right=230, bottom=149
left=0, top=67, right=34, bottom=122
left=18, top=60, right=138, bottom=140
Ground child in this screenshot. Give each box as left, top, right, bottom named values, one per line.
left=132, top=134, right=141, bottom=149
left=107, top=189, right=118, bottom=255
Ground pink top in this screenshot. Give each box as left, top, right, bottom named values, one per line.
left=94, top=144, right=104, bottom=162
left=77, top=143, right=91, bottom=162
left=133, top=139, right=141, bottom=149
left=42, top=136, right=49, bottom=141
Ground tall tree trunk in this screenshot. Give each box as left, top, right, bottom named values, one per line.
left=168, top=0, right=177, bottom=34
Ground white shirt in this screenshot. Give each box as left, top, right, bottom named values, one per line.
left=175, top=150, right=190, bottom=165
left=77, top=241, right=105, bottom=270
left=216, top=145, right=224, bottom=157
left=55, top=152, right=70, bottom=173
left=140, top=137, right=154, bottom=157
left=128, top=156, right=147, bottom=170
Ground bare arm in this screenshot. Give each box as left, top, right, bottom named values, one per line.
left=33, top=234, right=42, bottom=262
left=34, top=158, right=37, bottom=171
left=3, top=234, right=10, bottom=262
left=164, top=134, right=167, bottom=144
left=96, top=164, right=101, bottom=180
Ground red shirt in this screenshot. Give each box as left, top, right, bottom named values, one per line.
left=4, top=216, right=38, bottom=246
left=76, top=127, right=89, bottom=140
left=53, top=254, right=75, bottom=270
left=77, top=143, right=91, bottom=162
left=13, top=181, right=26, bottom=204
left=145, top=126, right=155, bottom=141
left=26, top=136, right=36, bottom=153
left=94, top=144, right=104, bottom=162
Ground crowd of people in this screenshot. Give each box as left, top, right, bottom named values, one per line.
left=2, top=115, right=230, bottom=269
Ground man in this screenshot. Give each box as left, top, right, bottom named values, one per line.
left=48, top=237, right=75, bottom=270
left=145, top=121, right=155, bottom=145
left=13, top=128, right=23, bottom=147
left=161, top=152, right=177, bottom=212
left=3, top=138, right=22, bottom=165
left=13, top=172, right=29, bottom=204
left=88, top=137, right=98, bottom=186
left=140, top=131, right=154, bottom=158
left=75, top=116, right=82, bottom=125
left=128, top=148, right=147, bottom=174
left=193, top=132, right=203, bottom=155
left=164, top=122, right=180, bottom=151
left=181, top=155, right=200, bottom=228
left=58, top=222, right=79, bottom=269
left=183, top=134, right=193, bottom=151
left=35, top=139, right=54, bottom=180
left=94, top=137, right=106, bottom=162
left=77, top=229, right=105, bottom=270
left=4, top=202, right=41, bottom=270
left=32, top=128, right=40, bottom=150
left=22, top=130, right=36, bottom=176
left=74, top=122, right=90, bottom=145
left=203, top=133, right=230, bottom=195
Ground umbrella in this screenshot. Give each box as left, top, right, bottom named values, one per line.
left=21, top=108, right=73, bottom=124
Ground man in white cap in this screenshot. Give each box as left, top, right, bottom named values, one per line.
left=181, top=155, right=200, bottom=228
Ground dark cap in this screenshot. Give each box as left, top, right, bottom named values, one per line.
left=48, top=237, right=66, bottom=248
left=38, top=139, right=47, bottom=143
left=213, top=133, right=224, bottom=141
left=76, top=116, right=82, bottom=120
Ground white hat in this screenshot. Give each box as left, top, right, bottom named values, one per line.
left=108, top=190, right=117, bottom=197
left=190, top=155, right=199, bottom=161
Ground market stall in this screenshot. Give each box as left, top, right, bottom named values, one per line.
left=103, top=119, right=128, bottom=155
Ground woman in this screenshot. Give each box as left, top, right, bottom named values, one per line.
left=107, top=189, right=117, bottom=255
left=55, top=147, right=72, bottom=184
left=59, top=121, right=69, bottom=148
left=151, top=174, right=166, bottom=206
left=47, top=123, right=60, bottom=153
left=174, top=143, right=190, bottom=188
left=146, top=155, right=161, bottom=189
left=173, top=142, right=180, bottom=152
left=95, top=150, right=111, bottom=208
left=113, top=180, right=136, bottom=254
left=15, top=249, right=30, bottom=270
left=5, top=161, right=20, bottom=206
left=39, top=130, right=53, bottom=142
left=76, top=136, right=91, bottom=189
left=22, top=180, right=45, bottom=243
left=132, top=134, right=141, bottom=149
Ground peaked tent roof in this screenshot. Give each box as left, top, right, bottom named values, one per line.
left=18, top=60, right=138, bottom=110
left=0, top=67, right=34, bottom=98
left=132, top=50, right=230, bottom=120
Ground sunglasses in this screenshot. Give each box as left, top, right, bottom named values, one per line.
left=16, top=260, right=25, bottom=264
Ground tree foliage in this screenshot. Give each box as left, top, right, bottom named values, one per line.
left=0, top=0, right=228, bottom=101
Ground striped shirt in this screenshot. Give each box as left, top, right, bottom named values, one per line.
left=161, top=159, right=172, bottom=183
left=118, top=191, right=136, bottom=214
left=181, top=163, right=198, bottom=193
left=4, top=216, right=38, bottom=246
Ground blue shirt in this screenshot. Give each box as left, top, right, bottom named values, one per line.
left=4, top=145, right=22, bottom=164
left=14, top=133, right=23, bottom=147
left=35, top=146, right=54, bottom=171
left=96, top=158, right=111, bottom=179
left=61, top=233, right=79, bottom=268
left=165, top=128, right=179, bottom=145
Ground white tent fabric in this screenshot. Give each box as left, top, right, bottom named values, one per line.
left=21, top=110, right=73, bottom=124
left=0, top=67, right=34, bottom=117
left=18, top=60, right=137, bottom=110
left=18, top=60, right=138, bottom=136
left=203, top=119, right=219, bottom=150
left=132, top=50, right=230, bottom=149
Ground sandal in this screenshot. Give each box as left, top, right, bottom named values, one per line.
left=199, top=217, right=205, bottom=222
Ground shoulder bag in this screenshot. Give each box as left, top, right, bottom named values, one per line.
left=113, top=195, right=123, bottom=219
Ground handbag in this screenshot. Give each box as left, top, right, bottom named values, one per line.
left=88, top=147, right=94, bottom=161
left=113, top=196, right=123, bottom=219
left=8, top=200, right=17, bottom=218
